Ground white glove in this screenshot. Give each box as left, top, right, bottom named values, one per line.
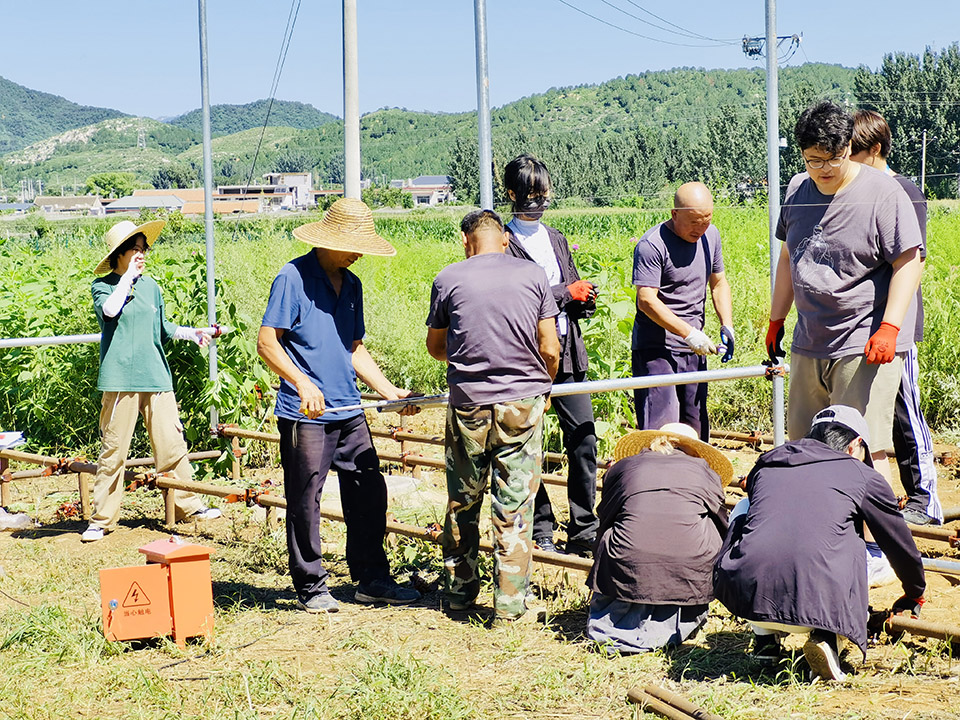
left=173, top=326, right=211, bottom=347
left=683, top=328, right=717, bottom=356
left=101, top=266, right=140, bottom=319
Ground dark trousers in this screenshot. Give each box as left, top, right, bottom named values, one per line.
left=632, top=347, right=709, bottom=442
left=278, top=414, right=390, bottom=600
left=533, top=370, right=599, bottom=543
left=892, top=345, right=942, bottom=521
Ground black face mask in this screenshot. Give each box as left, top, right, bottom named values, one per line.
left=516, top=196, right=550, bottom=219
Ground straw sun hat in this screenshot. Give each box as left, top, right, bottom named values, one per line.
left=293, top=197, right=396, bottom=256
left=613, top=422, right=734, bottom=486
left=94, top=219, right=166, bottom=275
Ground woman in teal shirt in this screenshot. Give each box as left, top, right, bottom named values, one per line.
left=82, top=220, right=220, bottom=542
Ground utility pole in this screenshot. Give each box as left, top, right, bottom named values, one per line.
left=921, top=129, right=928, bottom=194
left=474, top=0, right=494, bottom=209
left=343, top=0, right=361, bottom=200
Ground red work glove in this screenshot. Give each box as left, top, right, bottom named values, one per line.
left=891, top=595, right=925, bottom=618
left=567, top=280, right=596, bottom=303
left=765, top=318, right=785, bottom=364
left=864, top=322, right=899, bottom=364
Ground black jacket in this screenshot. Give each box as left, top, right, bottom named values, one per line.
left=587, top=450, right=728, bottom=605
left=505, top=224, right=594, bottom=376
left=713, top=439, right=925, bottom=656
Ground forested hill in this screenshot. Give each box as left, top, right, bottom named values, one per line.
left=0, top=76, right=126, bottom=154
left=168, top=100, right=338, bottom=136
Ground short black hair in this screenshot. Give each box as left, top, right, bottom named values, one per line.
left=460, top=209, right=503, bottom=236
left=794, top=100, right=854, bottom=155
left=503, top=154, right=551, bottom=212
left=852, top=109, right=892, bottom=159
left=807, top=421, right=862, bottom=453
left=108, top=232, right=146, bottom=270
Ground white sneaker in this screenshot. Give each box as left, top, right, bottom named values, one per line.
left=867, top=551, right=897, bottom=588
left=803, top=630, right=847, bottom=681
left=81, top=526, right=105, bottom=543
left=189, top=507, right=222, bottom=521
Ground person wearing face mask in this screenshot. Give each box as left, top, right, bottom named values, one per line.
left=82, top=220, right=221, bottom=543
left=632, top=182, right=734, bottom=442
left=502, top=154, right=599, bottom=558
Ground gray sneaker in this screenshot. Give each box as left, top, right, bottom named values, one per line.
left=355, top=577, right=421, bottom=605
left=297, top=593, right=340, bottom=613
left=803, top=630, right=846, bottom=681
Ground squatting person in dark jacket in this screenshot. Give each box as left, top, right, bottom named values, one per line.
left=713, top=405, right=926, bottom=681
left=503, top=154, right=600, bottom=557
left=586, top=423, right=732, bottom=654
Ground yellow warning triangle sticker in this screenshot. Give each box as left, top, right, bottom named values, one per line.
left=123, top=582, right=151, bottom=607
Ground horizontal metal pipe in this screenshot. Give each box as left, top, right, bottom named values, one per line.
left=886, top=615, right=960, bottom=646
left=551, top=364, right=782, bottom=399
left=125, top=450, right=223, bottom=467
left=0, top=333, right=101, bottom=349
left=220, top=427, right=280, bottom=443
left=922, top=557, right=960, bottom=576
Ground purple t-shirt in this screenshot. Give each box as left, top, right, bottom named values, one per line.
left=426, top=252, right=557, bottom=408
left=894, top=175, right=926, bottom=343
left=776, top=165, right=923, bottom=359
left=631, top=222, right=725, bottom=352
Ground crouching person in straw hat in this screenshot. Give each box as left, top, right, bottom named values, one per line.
left=82, top=220, right=221, bottom=543
left=257, top=198, right=421, bottom=613
left=713, top=405, right=925, bottom=681
left=426, top=209, right=560, bottom=625
left=585, top=423, right=732, bottom=654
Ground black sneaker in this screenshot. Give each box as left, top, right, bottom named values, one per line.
left=355, top=577, right=421, bottom=605
left=565, top=537, right=596, bottom=558
left=534, top=536, right=560, bottom=553
left=901, top=508, right=940, bottom=526
left=297, top=593, right=340, bottom=613
left=751, top=633, right=785, bottom=664
left=803, top=630, right=846, bottom=681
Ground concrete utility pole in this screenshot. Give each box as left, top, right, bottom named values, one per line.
left=921, top=129, right=928, bottom=194
left=474, top=0, right=494, bottom=209
left=198, top=0, right=219, bottom=428
left=748, top=0, right=787, bottom=446
left=343, top=0, right=361, bottom=199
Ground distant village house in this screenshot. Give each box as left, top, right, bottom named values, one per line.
left=33, top=195, right=105, bottom=216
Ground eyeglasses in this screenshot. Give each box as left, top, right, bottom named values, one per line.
left=803, top=150, right=848, bottom=170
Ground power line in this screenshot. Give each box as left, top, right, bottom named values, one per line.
left=554, top=0, right=730, bottom=48
left=621, top=0, right=739, bottom=43
left=597, top=0, right=737, bottom=44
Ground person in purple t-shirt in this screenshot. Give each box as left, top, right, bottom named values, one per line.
left=850, top=109, right=942, bottom=526
left=766, top=101, right=923, bottom=488
left=426, top=209, right=560, bottom=624
left=632, top=182, right=735, bottom=442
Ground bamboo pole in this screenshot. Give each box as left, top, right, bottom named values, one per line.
left=0, top=456, right=9, bottom=507
left=78, top=472, right=93, bottom=519
left=886, top=615, right=960, bottom=647
left=627, top=689, right=701, bottom=720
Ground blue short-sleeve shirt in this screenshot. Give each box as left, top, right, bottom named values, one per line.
left=261, top=251, right=364, bottom=423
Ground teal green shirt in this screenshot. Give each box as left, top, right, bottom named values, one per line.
left=92, top=274, right=178, bottom=392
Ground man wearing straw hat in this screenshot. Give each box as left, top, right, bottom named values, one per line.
left=426, top=209, right=560, bottom=625
left=714, top=405, right=925, bottom=681
left=81, top=220, right=221, bottom=543
left=585, top=423, right=732, bottom=654
left=257, top=198, right=421, bottom=613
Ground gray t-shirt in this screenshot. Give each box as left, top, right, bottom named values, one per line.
left=894, top=175, right=926, bottom=343
left=631, top=222, right=725, bottom=352
left=427, top=252, right=558, bottom=407
left=776, top=165, right=923, bottom=359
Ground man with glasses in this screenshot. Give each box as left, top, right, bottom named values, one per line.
left=765, top=102, right=922, bottom=584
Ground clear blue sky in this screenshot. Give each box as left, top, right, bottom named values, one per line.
left=1, top=0, right=957, bottom=119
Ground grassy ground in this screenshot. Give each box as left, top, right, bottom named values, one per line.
left=2, top=408, right=960, bottom=720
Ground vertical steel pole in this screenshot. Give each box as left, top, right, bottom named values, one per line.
left=765, top=0, right=784, bottom=446
left=474, top=0, right=494, bottom=209
left=343, top=0, right=361, bottom=200
left=920, top=129, right=927, bottom=194
left=198, top=0, right=219, bottom=429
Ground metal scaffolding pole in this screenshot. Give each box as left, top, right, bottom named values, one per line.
left=765, top=0, right=785, bottom=446
left=197, top=0, right=219, bottom=429
left=474, top=0, right=494, bottom=209
left=343, top=0, right=361, bottom=199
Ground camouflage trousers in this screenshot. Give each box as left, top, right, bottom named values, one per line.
left=441, top=395, right=545, bottom=619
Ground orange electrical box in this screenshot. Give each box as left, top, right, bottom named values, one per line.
left=99, top=536, right=215, bottom=647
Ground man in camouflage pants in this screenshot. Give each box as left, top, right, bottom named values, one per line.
left=427, top=209, right=560, bottom=622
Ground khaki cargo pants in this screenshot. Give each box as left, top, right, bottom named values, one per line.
left=89, top=391, right=204, bottom=530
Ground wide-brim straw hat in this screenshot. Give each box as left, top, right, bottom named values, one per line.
left=94, top=219, right=166, bottom=275
left=292, top=197, right=395, bottom=256
left=613, top=423, right=734, bottom=486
